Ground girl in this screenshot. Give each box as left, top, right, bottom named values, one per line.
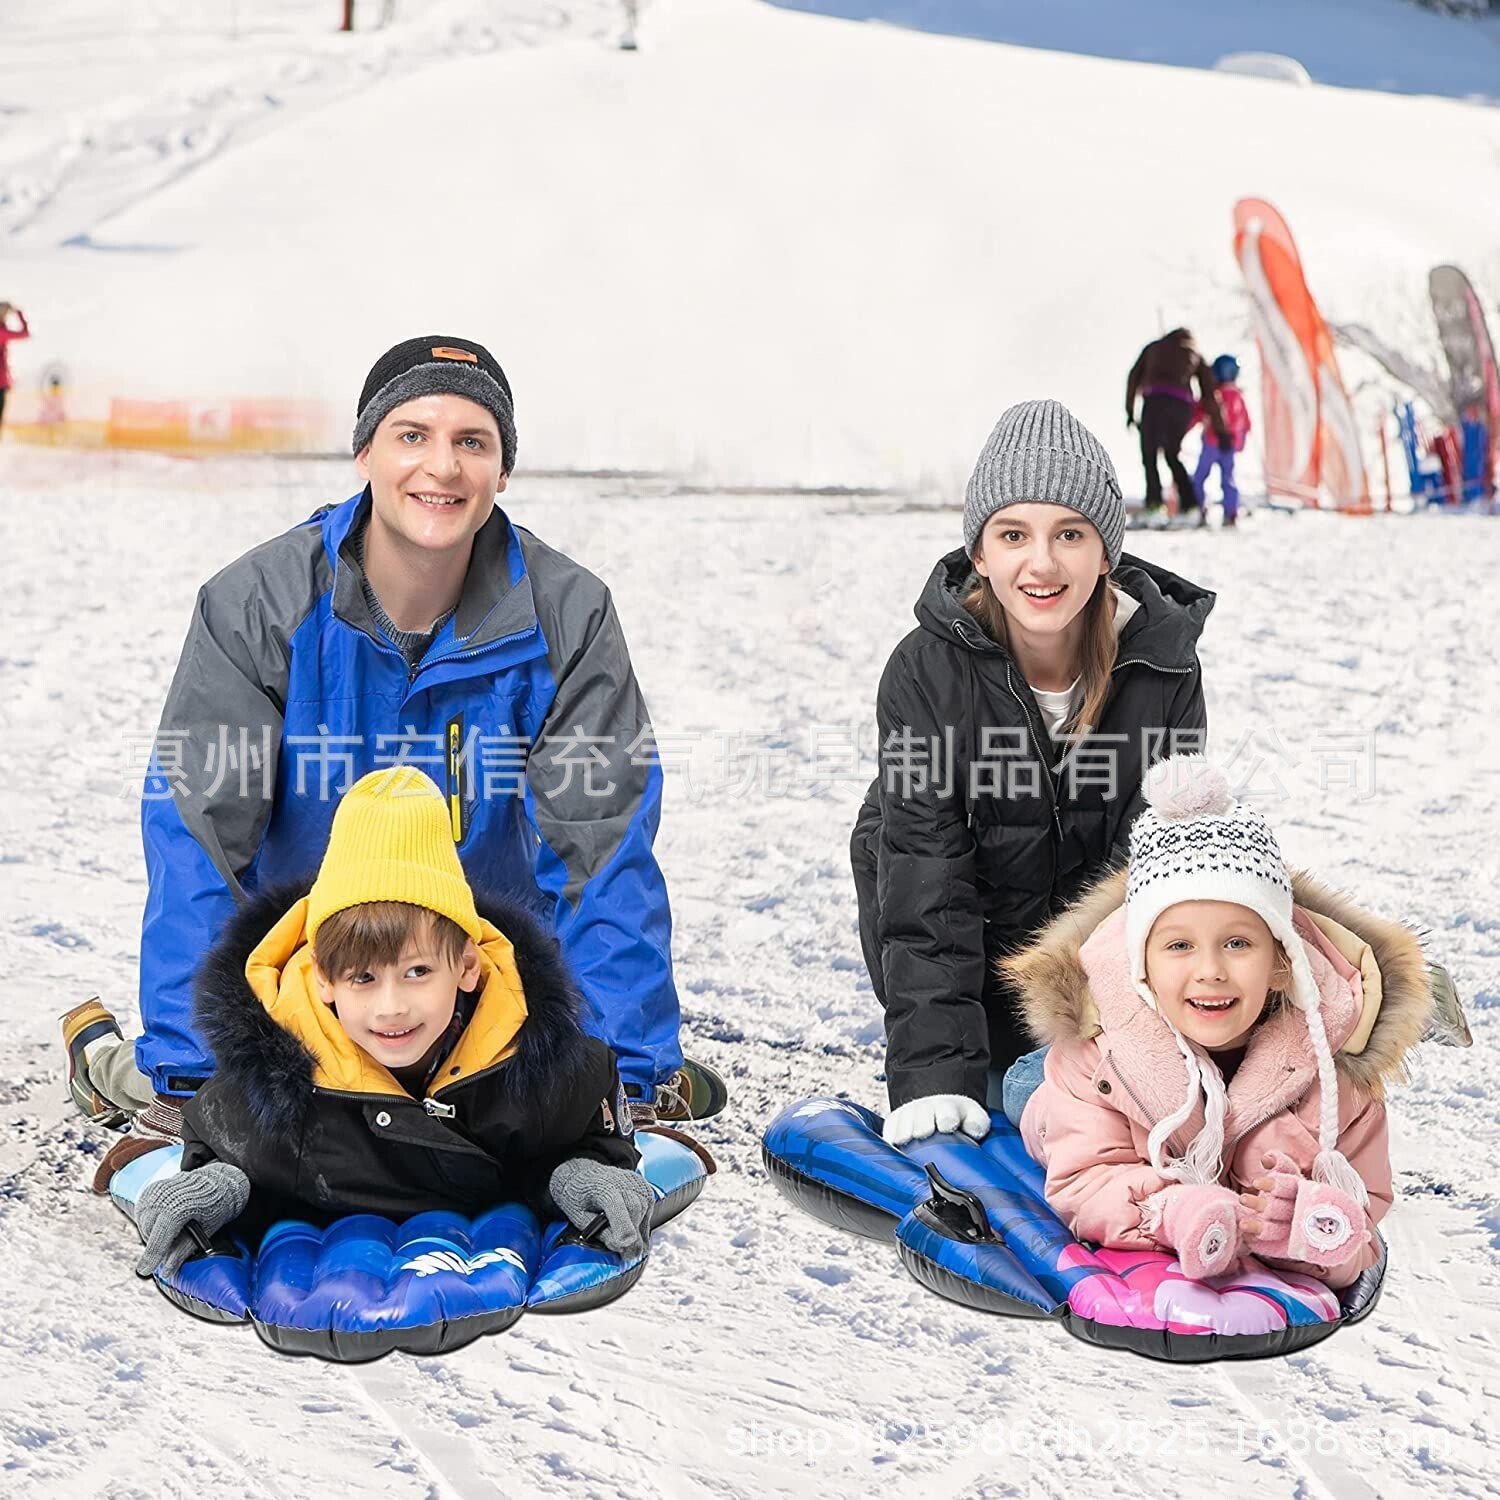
left=0, top=301, right=30, bottom=435
left=851, top=399, right=1214, bottom=1148
left=1192, top=353, right=1252, bottom=528
left=1008, top=756, right=1431, bottom=1287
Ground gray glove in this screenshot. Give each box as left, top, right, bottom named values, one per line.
left=548, top=1158, right=654, bottom=1258
left=134, top=1161, right=251, bottom=1278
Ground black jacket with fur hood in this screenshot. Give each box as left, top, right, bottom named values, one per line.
left=180, top=884, right=638, bottom=1228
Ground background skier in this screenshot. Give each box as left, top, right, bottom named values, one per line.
left=1126, top=327, right=1230, bottom=525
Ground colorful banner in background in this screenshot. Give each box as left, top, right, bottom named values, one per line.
left=1233, top=198, right=1371, bottom=512
left=2, top=384, right=335, bottom=453
left=1430, top=263, right=1500, bottom=490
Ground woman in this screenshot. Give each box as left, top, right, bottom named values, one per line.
left=850, top=399, right=1214, bottom=1146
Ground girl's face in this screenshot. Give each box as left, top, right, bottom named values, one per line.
left=971, top=504, right=1108, bottom=641
left=1145, top=901, right=1280, bottom=1051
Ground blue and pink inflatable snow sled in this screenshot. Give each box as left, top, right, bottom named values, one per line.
left=762, top=1097, right=1385, bottom=1362
left=111, top=1129, right=711, bottom=1362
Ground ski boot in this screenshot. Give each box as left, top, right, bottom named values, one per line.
left=61, top=997, right=130, bottom=1128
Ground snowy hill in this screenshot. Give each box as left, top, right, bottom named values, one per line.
left=770, top=0, right=1500, bottom=102
left=1, top=9, right=1499, bottom=1497
left=3, top=0, right=1500, bottom=493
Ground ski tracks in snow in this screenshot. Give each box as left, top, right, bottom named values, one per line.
left=0, top=1, right=623, bottom=246
left=1, top=457, right=1496, bottom=1497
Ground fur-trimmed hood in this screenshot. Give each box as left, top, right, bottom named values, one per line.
left=193, top=882, right=594, bottom=1156
left=1005, top=868, right=1432, bottom=1099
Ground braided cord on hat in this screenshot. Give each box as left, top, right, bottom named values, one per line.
left=1289, top=944, right=1371, bottom=1207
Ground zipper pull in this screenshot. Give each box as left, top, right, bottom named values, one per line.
left=423, top=1098, right=456, bottom=1119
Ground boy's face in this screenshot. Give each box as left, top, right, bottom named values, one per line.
left=1144, top=901, right=1279, bottom=1052
left=314, top=930, right=481, bottom=1070
left=354, top=392, right=507, bottom=560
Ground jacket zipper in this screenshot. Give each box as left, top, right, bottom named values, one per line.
left=417, top=625, right=537, bottom=679
left=445, top=713, right=466, bottom=843
left=1110, top=658, right=1194, bottom=677
left=1105, top=1050, right=1159, bottom=1124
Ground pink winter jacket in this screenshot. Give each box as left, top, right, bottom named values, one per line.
left=1194, top=382, right=1251, bottom=451
left=0, top=309, right=30, bottom=391
left=1007, top=870, right=1431, bottom=1289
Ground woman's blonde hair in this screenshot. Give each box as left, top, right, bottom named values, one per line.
left=960, top=562, right=1120, bottom=735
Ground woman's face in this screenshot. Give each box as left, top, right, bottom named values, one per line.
left=972, top=504, right=1108, bottom=640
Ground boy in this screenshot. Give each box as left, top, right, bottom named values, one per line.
left=119, top=766, right=652, bottom=1278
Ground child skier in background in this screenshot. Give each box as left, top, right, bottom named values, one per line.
left=0, top=301, right=31, bottom=436
left=1007, top=756, right=1431, bottom=1289
left=1193, top=354, right=1252, bottom=528
left=78, top=767, right=653, bottom=1278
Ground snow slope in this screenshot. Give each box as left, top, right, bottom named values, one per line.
left=3, top=0, right=1500, bottom=494
left=0, top=448, right=1497, bottom=1498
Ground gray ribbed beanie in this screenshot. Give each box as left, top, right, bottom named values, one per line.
left=962, top=399, right=1125, bottom=568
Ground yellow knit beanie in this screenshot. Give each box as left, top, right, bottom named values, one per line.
left=305, top=767, right=482, bottom=948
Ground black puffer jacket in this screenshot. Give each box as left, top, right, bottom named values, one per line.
left=851, top=548, right=1213, bottom=1108
left=181, top=884, right=638, bottom=1234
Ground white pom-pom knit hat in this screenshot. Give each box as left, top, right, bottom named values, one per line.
left=1124, top=754, right=1369, bottom=1206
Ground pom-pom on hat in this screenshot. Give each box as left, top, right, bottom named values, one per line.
left=1125, top=756, right=1293, bottom=976
left=1123, top=755, right=1368, bottom=1205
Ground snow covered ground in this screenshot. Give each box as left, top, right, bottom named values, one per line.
left=0, top=447, right=1496, bottom=1497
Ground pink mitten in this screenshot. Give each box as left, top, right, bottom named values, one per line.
left=1149, top=1184, right=1242, bottom=1279
left=1243, top=1151, right=1367, bottom=1268
left=1241, top=1150, right=1303, bottom=1259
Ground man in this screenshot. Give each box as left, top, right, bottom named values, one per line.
left=80, top=335, right=724, bottom=1184
left=1125, top=327, right=1230, bottom=527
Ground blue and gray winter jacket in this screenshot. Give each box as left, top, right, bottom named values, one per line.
left=138, top=490, right=680, bottom=1098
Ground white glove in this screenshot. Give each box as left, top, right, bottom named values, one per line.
left=882, top=1094, right=990, bottom=1147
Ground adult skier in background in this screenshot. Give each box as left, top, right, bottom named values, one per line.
left=1126, top=328, right=1230, bottom=526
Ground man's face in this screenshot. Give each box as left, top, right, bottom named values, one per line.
left=355, top=393, right=507, bottom=557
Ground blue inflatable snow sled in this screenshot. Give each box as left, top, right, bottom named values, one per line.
left=113, top=1128, right=713, bottom=1362
left=762, top=1097, right=1385, bottom=1363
